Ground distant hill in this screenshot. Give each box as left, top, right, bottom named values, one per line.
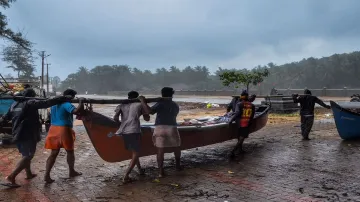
left=262, top=51, right=360, bottom=89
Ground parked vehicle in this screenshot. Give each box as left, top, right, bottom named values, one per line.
left=0, top=77, right=49, bottom=144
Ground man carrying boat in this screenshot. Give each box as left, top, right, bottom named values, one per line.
left=292, top=89, right=330, bottom=140
left=44, top=89, right=84, bottom=183
left=142, top=87, right=182, bottom=178
left=0, top=89, right=71, bottom=188
left=113, top=91, right=150, bottom=183
left=228, top=90, right=256, bottom=157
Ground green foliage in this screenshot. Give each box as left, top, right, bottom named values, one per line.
left=2, top=43, right=36, bottom=78
left=60, top=51, right=360, bottom=94
left=219, top=68, right=269, bottom=91
left=262, top=52, right=360, bottom=89
left=60, top=65, right=214, bottom=93
left=0, top=0, right=31, bottom=50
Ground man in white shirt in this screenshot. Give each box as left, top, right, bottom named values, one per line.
left=113, top=91, right=150, bottom=183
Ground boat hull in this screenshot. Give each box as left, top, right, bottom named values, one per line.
left=330, top=101, right=360, bottom=140
left=82, top=105, right=270, bottom=162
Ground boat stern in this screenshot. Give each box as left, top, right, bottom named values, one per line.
left=330, top=101, right=360, bottom=140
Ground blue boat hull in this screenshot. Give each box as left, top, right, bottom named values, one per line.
left=330, top=101, right=360, bottom=140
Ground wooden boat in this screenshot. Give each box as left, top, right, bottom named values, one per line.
left=82, top=105, right=270, bottom=162
left=330, top=101, right=360, bottom=140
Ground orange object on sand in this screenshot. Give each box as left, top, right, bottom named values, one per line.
left=45, top=126, right=76, bottom=150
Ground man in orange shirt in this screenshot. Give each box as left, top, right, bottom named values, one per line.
left=228, top=90, right=255, bottom=157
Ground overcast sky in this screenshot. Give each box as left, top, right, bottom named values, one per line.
left=1, top=0, right=360, bottom=80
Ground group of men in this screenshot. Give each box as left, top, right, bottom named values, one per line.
left=113, top=87, right=181, bottom=182
left=0, top=88, right=83, bottom=187
left=225, top=89, right=331, bottom=157
left=0, top=86, right=330, bottom=188
left=0, top=86, right=182, bottom=186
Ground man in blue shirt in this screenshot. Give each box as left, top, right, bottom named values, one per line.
left=141, top=87, right=181, bottom=178
left=44, top=89, right=84, bottom=183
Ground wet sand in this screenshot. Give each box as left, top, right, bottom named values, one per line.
left=3, top=112, right=357, bottom=201
left=3, top=100, right=355, bottom=202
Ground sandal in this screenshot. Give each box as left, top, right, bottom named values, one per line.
left=0, top=182, right=21, bottom=188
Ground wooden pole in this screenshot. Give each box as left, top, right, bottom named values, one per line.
left=0, top=96, right=171, bottom=104
left=0, top=74, right=10, bottom=88
left=46, top=63, right=51, bottom=95
left=232, top=94, right=305, bottom=98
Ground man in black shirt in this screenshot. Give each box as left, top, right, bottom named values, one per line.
left=292, top=89, right=330, bottom=140
left=227, top=97, right=239, bottom=113
left=0, top=89, right=71, bottom=187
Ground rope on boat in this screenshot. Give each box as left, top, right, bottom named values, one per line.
left=84, top=103, right=93, bottom=129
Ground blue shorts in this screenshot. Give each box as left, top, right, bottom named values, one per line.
left=122, top=133, right=141, bottom=152
left=17, top=141, right=37, bottom=158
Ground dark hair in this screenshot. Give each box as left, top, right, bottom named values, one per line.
left=23, top=84, right=30, bottom=89
left=304, top=89, right=312, bottom=95
left=128, top=91, right=139, bottom=99
left=23, top=88, right=36, bottom=97
left=241, top=90, right=249, bottom=96
left=161, top=87, right=174, bottom=97
left=63, top=89, right=77, bottom=97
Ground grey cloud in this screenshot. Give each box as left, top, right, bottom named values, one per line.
left=1, top=0, right=360, bottom=79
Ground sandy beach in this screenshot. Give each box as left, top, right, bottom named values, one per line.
left=1, top=98, right=350, bottom=202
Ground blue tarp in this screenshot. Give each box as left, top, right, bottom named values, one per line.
left=0, top=99, right=14, bottom=115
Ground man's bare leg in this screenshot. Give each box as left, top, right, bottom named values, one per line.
left=6, top=156, right=31, bottom=185
left=237, top=136, right=246, bottom=153
left=174, top=147, right=182, bottom=171
left=66, top=150, right=82, bottom=177
left=44, top=149, right=60, bottom=183
left=25, top=157, right=37, bottom=179
left=230, top=136, right=246, bottom=157
left=157, top=148, right=165, bottom=178
left=123, top=152, right=140, bottom=183
left=136, top=157, right=145, bottom=175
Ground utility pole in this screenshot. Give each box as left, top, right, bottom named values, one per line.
left=46, top=63, right=51, bottom=94
left=38, top=51, right=51, bottom=96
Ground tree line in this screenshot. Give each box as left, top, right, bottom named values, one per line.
left=262, top=52, right=360, bottom=89
left=59, top=51, right=360, bottom=94
left=60, top=65, right=240, bottom=94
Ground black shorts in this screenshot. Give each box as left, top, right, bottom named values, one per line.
left=17, top=141, right=37, bottom=158
left=237, top=127, right=250, bottom=139
left=122, top=133, right=141, bottom=152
